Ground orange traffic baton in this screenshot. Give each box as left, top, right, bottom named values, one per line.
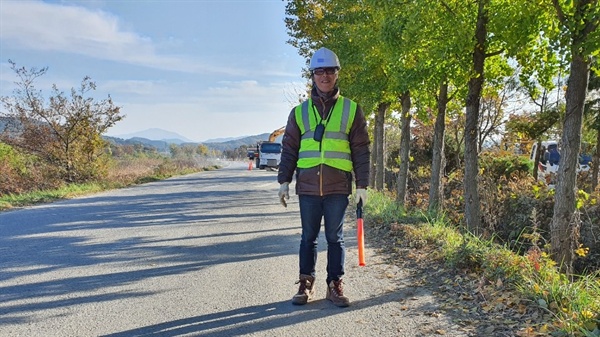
left=357, top=200, right=366, bottom=267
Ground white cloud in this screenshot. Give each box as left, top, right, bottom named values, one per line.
left=201, top=80, right=303, bottom=110
left=105, top=79, right=305, bottom=141
left=0, top=1, right=239, bottom=75
left=2, top=2, right=145, bottom=54
left=100, top=79, right=164, bottom=96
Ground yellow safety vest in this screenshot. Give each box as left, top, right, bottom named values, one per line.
left=295, top=96, right=357, bottom=172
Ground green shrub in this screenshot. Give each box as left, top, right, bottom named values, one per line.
left=367, top=190, right=600, bottom=336
left=0, top=142, right=62, bottom=195
left=479, top=152, right=534, bottom=180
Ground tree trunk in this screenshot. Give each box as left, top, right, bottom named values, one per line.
left=396, top=91, right=411, bottom=207
left=464, top=0, right=487, bottom=236
left=550, top=54, right=590, bottom=274
left=428, top=82, right=448, bottom=214
left=375, top=102, right=389, bottom=191
left=533, top=139, right=542, bottom=181
left=592, top=130, right=600, bottom=192
left=369, top=119, right=377, bottom=190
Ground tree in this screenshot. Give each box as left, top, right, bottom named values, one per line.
left=396, top=92, right=412, bottom=204
left=477, top=74, right=519, bottom=152
left=429, top=83, right=449, bottom=213
left=196, top=144, right=210, bottom=157
left=0, top=61, right=124, bottom=182
left=462, top=0, right=490, bottom=236
left=511, top=27, right=567, bottom=180
left=373, top=102, right=389, bottom=190
left=385, top=0, right=471, bottom=214
left=374, top=0, right=439, bottom=206
left=545, top=0, right=599, bottom=274
left=585, top=70, right=599, bottom=191
left=454, top=0, right=543, bottom=235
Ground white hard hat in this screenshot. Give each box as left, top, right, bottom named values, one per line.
left=309, top=47, right=341, bottom=70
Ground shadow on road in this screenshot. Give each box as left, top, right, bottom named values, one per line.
left=0, top=169, right=302, bottom=324
left=101, top=287, right=430, bottom=337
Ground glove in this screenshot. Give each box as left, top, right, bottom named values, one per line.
left=355, top=188, right=367, bottom=207
left=279, top=182, right=290, bottom=207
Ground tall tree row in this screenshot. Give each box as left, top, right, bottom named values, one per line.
left=284, top=0, right=599, bottom=272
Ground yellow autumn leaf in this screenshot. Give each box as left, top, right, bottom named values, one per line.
left=581, top=310, right=594, bottom=319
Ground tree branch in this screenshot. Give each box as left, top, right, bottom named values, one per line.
left=485, top=48, right=504, bottom=58
left=551, top=0, right=567, bottom=25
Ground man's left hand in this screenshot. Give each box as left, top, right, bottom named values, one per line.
left=279, top=182, right=290, bottom=207
left=355, top=188, right=367, bottom=206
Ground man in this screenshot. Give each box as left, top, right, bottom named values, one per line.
left=277, top=47, right=370, bottom=307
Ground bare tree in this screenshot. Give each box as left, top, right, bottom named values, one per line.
left=0, top=61, right=124, bottom=182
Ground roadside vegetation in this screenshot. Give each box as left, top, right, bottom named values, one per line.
left=0, top=143, right=219, bottom=211
left=356, top=116, right=599, bottom=335
left=284, top=1, right=599, bottom=335
left=366, top=190, right=599, bottom=336
left=0, top=61, right=221, bottom=211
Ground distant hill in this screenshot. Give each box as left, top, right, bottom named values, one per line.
left=113, top=128, right=195, bottom=144
left=203, top=133, right=270, bottom=151
left=202, top=136, right=248, bottom=143
left=103, top=132, right=273, bottom=153
left=3, top=121, right=276, bottom=154
left=103, top=136, right=172, bottom=153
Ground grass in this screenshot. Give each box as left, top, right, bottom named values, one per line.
left=0, top=182, right=106, bottom=210
left=365, top=189, right=600, bottom=337
left=0, top=157, right=219, bottom=211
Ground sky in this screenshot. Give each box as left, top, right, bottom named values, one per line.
left=0, top=0, right=308, bottom=142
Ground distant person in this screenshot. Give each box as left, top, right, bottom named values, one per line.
left=277, top=47, right=370, bottom=307
left=548, top=146, right=560, bottom=166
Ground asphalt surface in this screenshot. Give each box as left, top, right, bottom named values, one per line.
left=0, top=161, right=469, bottom=337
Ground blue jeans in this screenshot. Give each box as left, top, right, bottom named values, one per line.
left=298, top=194, right=349, bottom=284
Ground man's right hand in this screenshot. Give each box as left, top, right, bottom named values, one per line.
left=278, top=182, right=290, bottom=207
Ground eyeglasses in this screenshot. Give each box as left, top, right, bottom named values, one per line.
left=313, top=68, right=338, bottom=76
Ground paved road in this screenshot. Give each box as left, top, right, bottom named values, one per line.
left=0, top=161, right=468, bottom=337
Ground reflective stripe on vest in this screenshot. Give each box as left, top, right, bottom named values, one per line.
left=295, top=96, right=357, bottom=172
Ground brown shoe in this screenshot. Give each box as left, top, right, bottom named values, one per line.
left=292, top=274, right=315, bottom=305
left=326, top=280, right=350, bottom=307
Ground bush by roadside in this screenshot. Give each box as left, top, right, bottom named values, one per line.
left=0, top=155, right=219, bottom=211
left=403, top=150, right=600, bottom=276
left=364, top=190, right=600, bottom=337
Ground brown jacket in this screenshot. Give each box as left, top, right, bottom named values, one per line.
left=277, top=87, right=370, bottom=196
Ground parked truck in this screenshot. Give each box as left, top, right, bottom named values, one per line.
left=253, top=126, right=285, bottom=170
left=530, top=140, right=591, bottom=184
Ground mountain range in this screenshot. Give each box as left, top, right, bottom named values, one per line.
left=105, top=128, right=271, bottom=152
left=113, top=128, right=196, bottom=144
left=112, top=128, right=257, bottom=144
left=1, top=120, right=271, bottom=153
